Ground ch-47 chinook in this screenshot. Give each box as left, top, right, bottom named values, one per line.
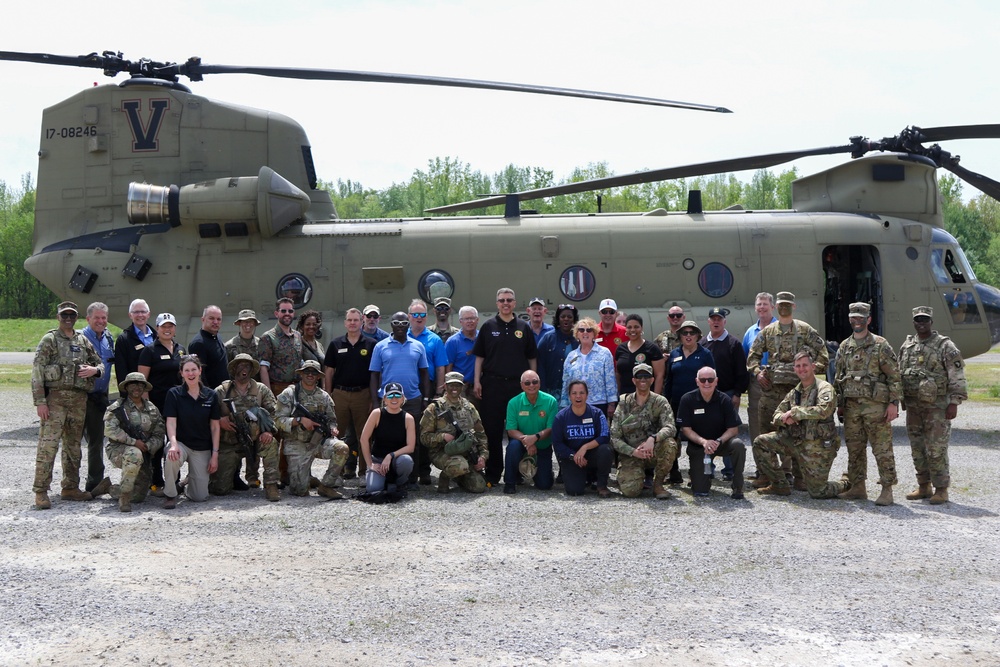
left=4, top=50, right=1000, bottom=356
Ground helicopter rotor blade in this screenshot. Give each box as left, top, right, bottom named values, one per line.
left=909, top=124, right=1000, bottom=143
left=944, top=160, right=1000, bottom=201
left=0, top=50, right=731, bottom=113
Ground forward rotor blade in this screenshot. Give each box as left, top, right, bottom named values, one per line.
left=426, top=145, right=855, bottom=214
left=945, top=161, right=1000, bottom=202
left=911, top=124, right=1000, bottom=142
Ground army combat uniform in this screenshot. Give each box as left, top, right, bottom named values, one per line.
left=211, top=379, right=278, bottom=495
left=899, top=326, right=967, bottom=493
left=609, top=392, right=678, bottom=497
left=31, top=326, right=103, bottom=495
left=104, top=394, right=166, bottom=506
left=835, top=328, right=901, bottom=491
left=276, top=383, right=349, bottom=496
left=753, top=379, right=849, bottom=499
left=420, top=396, right=489, bottom=493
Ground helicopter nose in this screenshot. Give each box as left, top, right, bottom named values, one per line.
left=975, top=282, right=1000, bottom=346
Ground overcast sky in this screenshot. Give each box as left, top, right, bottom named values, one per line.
left=2, top=0, right=998, bottom=202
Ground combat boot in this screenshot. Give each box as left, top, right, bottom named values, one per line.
left=264, top=483, right=280, bottom=502
left=437, top=475, right=451, bottom=494
left=60, top=488, right=94, bottom=501
left=874, top=484, right=894, bottom=506
left=35, top=492, right=51, bottom=510
left=317, top=484, right=344, bottom=500
left=757, top=484, right=791, bottom=496
left=751, top=477, right=771, bottom=489
left=929, top=487, right=949, bottom=505
left=837, top=481, right=868, bottom=500
left=906, top=483, right=933, bottom=500
left=793, top=477, right=808, bottom=492
left=90, top=477, right=112, bottom=498
left=119, top=493, right=132, bottom=513
left=653, top=481, right=671, bottom=500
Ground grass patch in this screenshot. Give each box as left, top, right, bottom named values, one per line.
left=0, top=364, right=31, bottom=388
left=963, top=364, right=1000, bottom=403
left=0, top=319, right=122, bottom=352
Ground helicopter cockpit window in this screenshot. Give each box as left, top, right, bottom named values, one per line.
left=930, top=248, right=970, bottom=285
left=418, top=269, right=455, bottom=304
left=697, top=262, right=734, bottom=298
left=275, top=273, right=313, bottom=309
left=944, top=291, right=981, bottom=325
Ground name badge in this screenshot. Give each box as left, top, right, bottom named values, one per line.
left=519, top=411, right=530, bottom=416
left=135, top=344, right=145, bottom=351
left=694, top=408, right=705, bottom=414
left=338, top=348, right=348, bottom=354
left=583, top=418, right=593, bottom=424
left=672, top=356, right=682, bottom=363
left=161, top=354, right=171, bottom=360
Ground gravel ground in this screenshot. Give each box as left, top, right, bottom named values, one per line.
left=1, top=373, right=999, bottom=666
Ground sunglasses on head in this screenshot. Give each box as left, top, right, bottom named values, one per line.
left=557, top=304, right=578, bottom=311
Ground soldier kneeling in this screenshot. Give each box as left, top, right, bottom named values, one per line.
left=103, top=373, right=165, bottom=512
left=420, top=372, right=489, bottom=493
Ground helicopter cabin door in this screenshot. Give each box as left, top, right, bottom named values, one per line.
left=822, top=245, right=883, bottom=342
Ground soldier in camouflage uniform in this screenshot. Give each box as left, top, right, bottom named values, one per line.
left=653, top=305, right=686, bottom=358
left=224, top=309, right=264, bottom=487
left=103, top=373, right=165, bottom=512
left=747, top=291, right=829, bottom=489
left=31, top=301, right=111, bottom=509
left=753, top=351, right=850, bottom=499
left=275, top=360, right=349, bottom=499
left=898, top=306, right=968, bottom=505
left=610, top=364, right=678, bottom=499
left=211, top=354, right=280, bottom=501
left=834, top=302, right=902, bottom=506
left=420, top=372, right=489, bottom=493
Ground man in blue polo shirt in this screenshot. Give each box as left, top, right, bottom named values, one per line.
left=503, top=369, right=558, bottom=494
left=445, top=305, right=480, bottom=402
left=81, top=301, right=115, bottom=493
left=407, top=299, right=448, bottom=396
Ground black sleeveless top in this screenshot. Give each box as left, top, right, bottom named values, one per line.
left=372, top=408, right=407, bottom=459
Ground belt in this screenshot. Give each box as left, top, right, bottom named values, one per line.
left=333, top=385, right=366, bottom=392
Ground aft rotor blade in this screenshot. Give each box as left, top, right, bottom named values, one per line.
left=911, top=124, right=1000, bottom=142
left=426, top=144, right=855, bottom=214
left=946, top=161, right=1000, bottom=202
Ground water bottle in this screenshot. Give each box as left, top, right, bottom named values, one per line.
left=703, top=453, right=713, bottom=477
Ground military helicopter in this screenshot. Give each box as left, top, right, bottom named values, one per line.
left=4, top=50, right=1000, bottom=357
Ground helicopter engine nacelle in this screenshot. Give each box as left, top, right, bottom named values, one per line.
left=126, top=166, right=310, bottom=238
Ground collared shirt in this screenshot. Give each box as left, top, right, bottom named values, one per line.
left=445, top=330, right=478, bottom=382
left=560, top=345, right=618, bottom=408
left=505, top=390, right=558, bottom=449
left=189, top=329, right=230, bottom=389
left=163, top=385, right=221, bottom=451
left=362, top=326, right=390, bottom=342
left=258, top=324, right=302, bottom=384
left=324, top=333, right=375, bottom=388
left=596, top=323, right=627, bottom=356
left=81, top=325, right=115, bottom=395
left=409, top=328, right=449, bottom=373
left=369, top=336, right=429, bottom=399
left=473, top=314, right=537, bottom=378
left=676, top=387, right=742, bottom=441
left=115, top=326, right=152, bottom=382
left=701, top=330, right=750, bottom=396
left=134, top=323, right=155, bottom=347
left=743, top=316, right=777, bottom=364
left=138, top=339, right=187, bottom=411
left=530, top=322, right=555, bottom=346
left=665, top=345, right=716, bottom=410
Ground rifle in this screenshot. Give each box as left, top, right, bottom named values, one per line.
left=292, top=400, right=334, bottom=445
left=112, top=401, right=155, bottom=463
left=437, top=407, right=478, bottom=467
left=224, top=398, right=258, bottom=461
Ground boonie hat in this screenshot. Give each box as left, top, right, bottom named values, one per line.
left=383, top=382, right=404, bottom=397
left=849, top=302, right=871, bottom=318
left=57, top=301, right=79, bottom=315
left=678, top=320, right=702, bottom=337
left=913, top=305, right=933, bottom=319
left=227, top=353, right=260, bottom=378
left=599, top=298, right=618, bottom=312
left=296, top=360, right=323, bottom=375
left=234, top=309, right=260, bottom=325
left=518, top=455, right=538, bottom=480
left=155, top=313, right=177, bottom=327
left=707, top=307, right=730, bottom=319
left=118, top=371, right=153, bottom=395
left=633, top=363, right=654, bottom=377
left=445, top=371, right=466, bottom=385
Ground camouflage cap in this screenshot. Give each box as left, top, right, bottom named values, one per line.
left=296, top=360, right=323, bottom=375
left=444, top=371, right=466, bottom=385
left=434, top=297, right=452, bottom=308
left=227, top=352, right=260, bottom=378
left=518, top=455, right=538, bottom=480
left=776, top=291, right=795, bottom=305
left=57, top=301, right=78, bottom=315
left=118, top=371, right=153, bottom=395
left=233, top=309, right=260, bottom=325
left=633, top=363, right=654, bottom=377
left=707, top=307, right=730, bottom=319
left=849, top=302, right=871, bottom=318
left=913, top=305, right=934, bottom=319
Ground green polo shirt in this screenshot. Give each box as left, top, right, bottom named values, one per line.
left=505, top=390, right=559, bottom=449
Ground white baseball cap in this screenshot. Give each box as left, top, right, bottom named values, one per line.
left=599, top=298, right=618, bottom=312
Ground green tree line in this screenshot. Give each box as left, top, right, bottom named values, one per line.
left=0, top=176, right=57, bottom=318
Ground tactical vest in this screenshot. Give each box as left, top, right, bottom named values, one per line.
left=838, top=336, right=891, bottom=402
left=40, top=330, right=97, bottom=392
left=787, top=382, right=837, bottom=442
left=899, top=334, right=949, bottom=404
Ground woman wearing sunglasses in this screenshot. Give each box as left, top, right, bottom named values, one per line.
left=559, top=317, right=617, bottom=422
left=359, top=382, right=416, bottom=493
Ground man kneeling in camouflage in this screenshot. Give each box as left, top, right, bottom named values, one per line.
left=103, top=373, right=165, bottom=512
left=420, top=372, right=489, bottom=493
left=211, top=354, right=280, bottom=501
left=610, top=364, right=679, bottom=499
left=753, top=351, right=850, bottom=499
left=276, top=360, right=349, bottom=499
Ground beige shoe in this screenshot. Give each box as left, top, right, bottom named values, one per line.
left=60, top=488, right=93, bottom=501
left=653, top=481, right=671, bottom=500
left=35, top=492, right=51, bottom=509
left=874, top=484, right=894, bottom=506
left=929, top=487, right=949, bottom=505
left=91, top=477, right=112, bottom=498
left=757, top=484, right=791, bottom=496
left=317, top=484, right=344, bottom=500
left=906, top=483, right=933, bottom=500
left=119, top=494, right=132, bottom=513
left=837, top=481, right=868, bottom=500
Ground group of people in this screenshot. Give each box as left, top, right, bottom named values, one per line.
left=30, top=288, right=967, bottom=511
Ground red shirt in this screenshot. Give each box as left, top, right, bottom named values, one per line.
left=596, top=323, right=627, bottom=356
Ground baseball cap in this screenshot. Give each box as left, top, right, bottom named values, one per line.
left=599, top=298, right=618, bottom=312
left=155, top=313, right=177, bottom=327
left=363, top=304, right=380, bottom=316
left=528, top=297, right=545, bottom=307
left=383, top=382, right=404, bottom=397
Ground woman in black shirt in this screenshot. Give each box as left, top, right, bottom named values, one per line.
left=137, top=313, right=186, bottom=493
left=359, top=382, right=415, bottom=492
left=162, top=355, right=221, bottom=508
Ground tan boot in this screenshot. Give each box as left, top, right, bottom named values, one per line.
left=264, top=483, right=280, bottom=502
left=317, top=484, right=344, bottom=500
left=906, top=483, right=933, bottom=500
left=929, top=487, right=949, bottom=505
left=874, top=484, right=894, bottom=506
left=60, top=488, right=94, bottom=501
left=793, top=477, right=808, bottom=492
left=757, top=484, right=791, bottom=496
left=837, top=481, right=868, bottom=500
left=35, top=492, right=51, bottom=510
left=751, top=477, right=771, bottom=489
left=653, top=481, right=671, bottom=500
left=119, top=493, right=132, bottom=513
left=91, top=477, right=112, bottom=498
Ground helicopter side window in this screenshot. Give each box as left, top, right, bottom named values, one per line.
left=930, top=248, right=967, bottom=284
left=418, top=269, right=455, bottom=304
left=944, top=290, right=981, bottom=325
left=275, top=273, right=313, bottom=309
left=697, top=262, right=734, bottom=298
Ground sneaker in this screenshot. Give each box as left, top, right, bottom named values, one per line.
left=503, top=484, right=516, bottom=494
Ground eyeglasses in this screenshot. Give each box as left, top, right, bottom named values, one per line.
left=522, top=379, right=540, bottom=385
left=365, top=313, right=379, bottom=319
left=278, top=309, right=294, bottom=314
left=577, top=327, right=595, bottom=333
left=130, top=309, right=149, bottom=315
left=409, top=312, right=427, bottom=319
left=459, top=317, right=478, bottom=322
left=390, top=320, right=409, bottom=327
left=668, top=313, right=684, bottom=319
left=497, top=298, right=515, bottom=303
left=697, top=377, right=716, bottom=384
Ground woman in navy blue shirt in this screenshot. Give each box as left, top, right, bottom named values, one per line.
left=551, top=380, right=613, bottom=497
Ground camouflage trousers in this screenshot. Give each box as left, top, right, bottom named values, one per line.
left=905, top=405, right=951, bottom=488
left=432, top=452, right=487, bottom=493
left=210, top=437, right=280, bottom=495
left=753, top=431, right=848, bottom=499
left=106, top=439, right=164, bottom=502
left=617, top=438, right=678, bottom=498
left=284, top=437, right=348, bottom=496
left=842, top=399, right=897, bottom=486
left=33, top=389, right=88, bottom=493
left=756, top=383, right=799, bottom=476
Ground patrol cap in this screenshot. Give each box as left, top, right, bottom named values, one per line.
left=913, top=305, right=934, bottom=319
left=776, top=292, right=795, bottom=305
left=57, top=301, right=79, bottom=315
left=632, top=363, right=654, bottom=377
left=599, top=298, right=618, bottom=312
left=155, top=313, right=177, bottom=327
left=233, top=309, right=260, bottom=325
left=383, top=382, right=404, bottom=398
left=849, top=302, right=871, bottom=318
left=227, top=353, right=260, bottom=378
left=118, top=371, right=153, bottom=395
left=296, top=360, right=323, bottom=375
left=518, top=455, right=538, bottom=480
left=678, top=320, right=702, bottom=337
left=434, top=297, right=452, bottom=309
left=707, top=307, right=730, bottom=319
left=363, top=304, right=380, bottom=316
left=528, top=296, right=546, bottom=307
left=444, top=371, right=466, bottom=385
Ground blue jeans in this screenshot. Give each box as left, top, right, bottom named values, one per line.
left=503, top=439, right=554, bottom=490
left=365, top=454, right=414, bottom=492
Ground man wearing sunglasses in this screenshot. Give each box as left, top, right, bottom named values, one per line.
left=654, top=305, right=687, bottom=358
left=31, top=301, right=111, bottom=509
left=596, top=298, right=627, bottom=356
left=503, top=370, right=558, bottom=494
left=259, top=297, right=303, bottom=398
left=430, top=297, right=460, bottom=343
left=361, top=304, right=390, bottom=342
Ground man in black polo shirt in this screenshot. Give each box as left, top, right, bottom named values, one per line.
left=323, top=307, right=376, bottom=481
left=188, top=305, right=231, bottom=389
left=676, top=366, right=747, bottom=499
left=473, top=287, right=538, bottom=485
